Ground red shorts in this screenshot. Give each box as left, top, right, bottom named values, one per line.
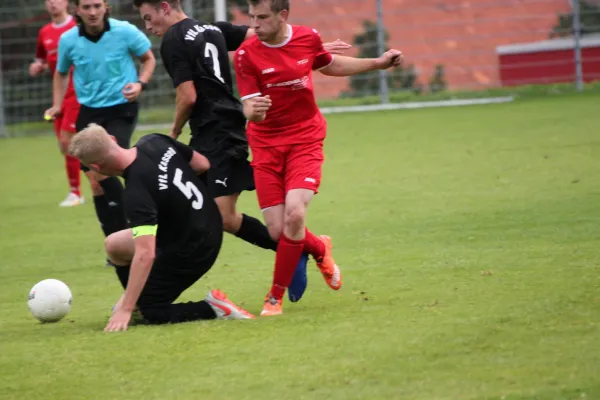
left=54, top=96, right=80, bottom=136
left=251, top=140, right=324, bottom=210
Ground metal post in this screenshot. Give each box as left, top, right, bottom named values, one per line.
left=214, top=0, right=227, bottom=22
left=0, top=35, right=6, bottom=138
left=375, top=0, right=389, bottom=103
left=573, top=0, right=584, bottom=91
left=183, top=0, right=193, bottom=18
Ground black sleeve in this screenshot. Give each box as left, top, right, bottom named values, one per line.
left=124, top=177, right=158, bottom=230
left=160, top=35, right=194, bottom=87
left=214, top=21, right=249, bottom=51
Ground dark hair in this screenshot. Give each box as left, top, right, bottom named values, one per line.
left=132, top=0, right=181, bottom=9
left=248, top=0, right=290, bottom=13
left=72, top=0, right=111, bottom=25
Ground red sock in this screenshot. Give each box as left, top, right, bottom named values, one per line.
left=304, top=227, right=325, bottom=261
left=65, top=155, right=81, bottom=196
left=270, top=234, right=304, bottom=300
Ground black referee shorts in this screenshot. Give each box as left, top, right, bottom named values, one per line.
left=76, top=102, right=139, bottom=172
left=189, top=135, right=255, bottom=199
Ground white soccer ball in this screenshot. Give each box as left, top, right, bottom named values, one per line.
left=28, top=279, right=72, bottom=323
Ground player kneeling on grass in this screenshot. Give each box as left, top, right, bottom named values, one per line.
left=68, top=124, right=254, bottom=332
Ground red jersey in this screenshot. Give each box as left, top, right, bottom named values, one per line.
left=35, top=15, right=77, bottom=100
left=234, top=25, right=334, bottom=148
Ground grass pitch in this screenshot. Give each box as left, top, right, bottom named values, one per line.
left=1, top=93, right=599, bottom=400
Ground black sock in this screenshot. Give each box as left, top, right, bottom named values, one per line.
left=98, top=177, right=128, bottom=235
left=140, top=301, right=217, bottom=325
left=235, top=214, right=278, bottom=251
left=93, top=195, right=115, bottom=237
left=113, top=264, right=130, bottom=289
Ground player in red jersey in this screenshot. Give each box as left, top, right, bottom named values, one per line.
left=30, top=0, right=83, bottom=207
left=234, top=0, right=403, bottom=316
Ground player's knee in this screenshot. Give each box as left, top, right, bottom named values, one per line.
left=284, top=205, right=306, bottom=232
left=105, top=232, right=132, bottom=265
left=104, top=234, right=119, bottom=262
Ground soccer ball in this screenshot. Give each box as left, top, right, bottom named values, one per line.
left=28, top=279, right=72, bottom=323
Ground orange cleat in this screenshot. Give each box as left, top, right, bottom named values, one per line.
left=260, top=294, right=283, bottom=317
left=205, top=289, right=255, bottom=320
left=316, top=235, right=342, bottom=290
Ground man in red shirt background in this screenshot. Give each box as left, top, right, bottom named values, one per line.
left=30, top=0, right=83, bottom=207
left=234, top=0, right=403, bottom=316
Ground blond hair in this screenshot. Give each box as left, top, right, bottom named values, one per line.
left=68, top=123, right=115, bottom=166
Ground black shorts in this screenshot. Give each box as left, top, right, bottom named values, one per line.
left=137, top=247, right=220, bottom=310
left=189, top=135, right=255, bottom=198
left=76, top=102, right=139, bottom=172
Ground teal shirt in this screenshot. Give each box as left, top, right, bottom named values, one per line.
left=57, top=18, right=151, bottom=108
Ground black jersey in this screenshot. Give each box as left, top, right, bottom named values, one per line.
left=123, top=133, right=223, bottom=262
left=160, top=19, right=249, bottom=156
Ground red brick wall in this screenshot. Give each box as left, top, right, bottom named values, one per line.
left=232, top=0, right=572, bottom=99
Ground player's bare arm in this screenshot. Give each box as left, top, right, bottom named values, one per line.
left=242, top=95, right=272, bottom=122
left=189, top=151, right=211, bottom=175
left=45, top=70, right=69, bottom=119
left=105, top=232, right=156, bottom=332
left=123, top=49, right=156, bottom=102
left=170, top=81, right=197, bottom=139
left=320, top=49, right=403, bottom=77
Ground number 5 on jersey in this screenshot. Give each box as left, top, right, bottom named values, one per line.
left=173, top=168, right=204, bottom=210
left=205, top=42, right=224, bottom=84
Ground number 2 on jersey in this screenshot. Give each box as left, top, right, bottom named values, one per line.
left=205, top=42, right=224, bottom=84
left=173, top=168, right=204, bottom=210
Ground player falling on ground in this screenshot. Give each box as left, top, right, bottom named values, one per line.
left=234, top=0, right=403, bottom=316
left=69, top=125, right=254, bottom=332
left=46, top=0, right=156, bottom=275
left=30, top=0, right=83, bottom=207
left=132, top=0, right=351, bottom=302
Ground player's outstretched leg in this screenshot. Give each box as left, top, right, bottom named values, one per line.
left=139, top=291, right=254, bottom=324
left=216, top=193, right=310, bottom=300
left=262, top=190, right=322, bottom=316
left=303, top=229, right=342, bottom=290
left=216, top=194, right=278, bottom=250
left=205, top=290, right=255, bottom=320
left=288, top=253, right=309, bottom=302
left=261, top=233, right=304, bottom=316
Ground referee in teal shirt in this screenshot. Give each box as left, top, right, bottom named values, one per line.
left=47, top=0, right=156, bottom=275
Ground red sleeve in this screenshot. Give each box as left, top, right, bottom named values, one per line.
left=35, top=29, right=46, bottom=61
left=234, top=47, right=262, bottom=101
left=310, top=28, right=333, bottom=70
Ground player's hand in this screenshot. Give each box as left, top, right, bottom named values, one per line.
left=29, top=61, right=46, bottom=77
left=251, top=95, right=271, bottom=119
left=376, top=49, right=403, bottom=69
left=44, top=106, right=61, bottom=121
left=105, top=305, right=132, bottom=332
left=122, top=82, right=142, bottom=102
left=169, top=128, right=181, bottom=139
left=323, top=39, right=352, bottom=55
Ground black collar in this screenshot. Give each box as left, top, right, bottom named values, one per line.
left=79, top=18, right=110, bottom=43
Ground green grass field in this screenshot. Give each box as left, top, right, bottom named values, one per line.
left=1, top=93, right=599, bottom=399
